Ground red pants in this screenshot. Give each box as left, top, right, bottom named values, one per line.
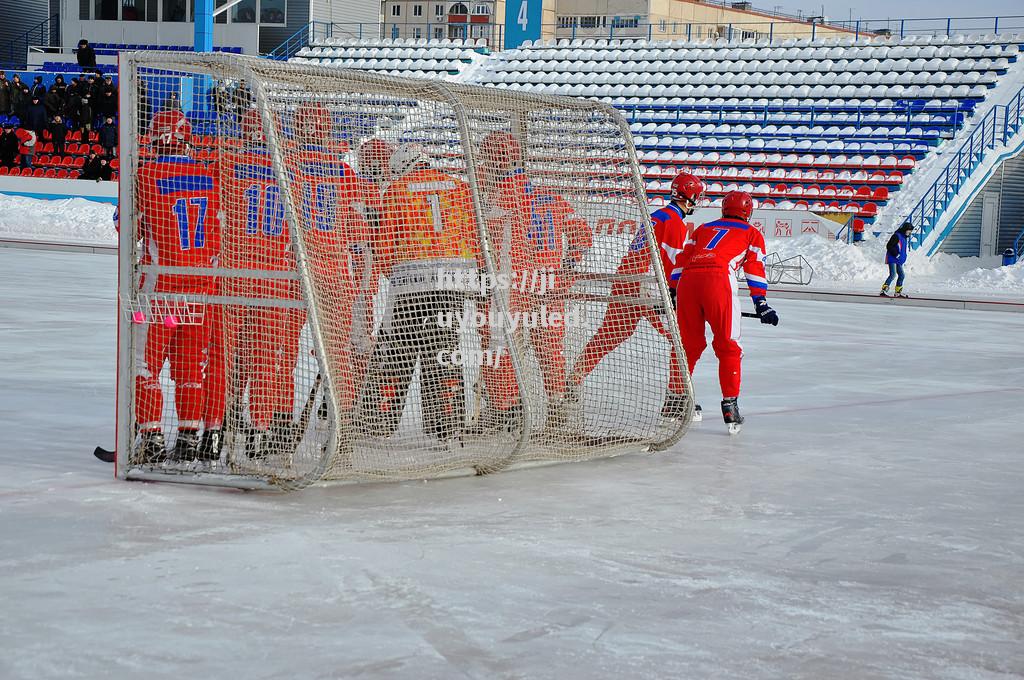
left=676, top=272, right=743, bottom=399
left=480, top=291, right=568, bottom=409
left=571, top=300, right=685, bottom=394
left=134, top=315, right=210, bottom=431
left=204, top=305, right=306, bottom=430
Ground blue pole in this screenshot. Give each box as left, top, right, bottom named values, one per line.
left=811, top=21, right=816, bottom=41
left=769, top=22, right=773, bottom=43
left=994, top=16, right=999, bottom=33
left=854, top=20, right=859, bottom=40
left=899, top=19, right=905, bottom=39
left=946, top=18, right=951, bottom=36
left=194, top=0, right=213, bottom=53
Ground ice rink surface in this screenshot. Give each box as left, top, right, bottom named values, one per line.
left=1, top=248, right=1022, bottom=680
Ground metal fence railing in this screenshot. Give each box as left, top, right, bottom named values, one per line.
left=904, top=84, right=1024, bottom=250
left=1, top=14, right=59, bottom=70
left=267, top=15, right=1024, bottom=59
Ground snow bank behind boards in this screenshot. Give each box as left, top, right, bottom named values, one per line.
left=0, top=194, right=116, bottom=245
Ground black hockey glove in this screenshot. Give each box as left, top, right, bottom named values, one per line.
left=669, top=286, right=677, bottom=309
left=752, top=296, right=779, bottom=326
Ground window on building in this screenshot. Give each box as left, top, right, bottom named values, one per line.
left=163, top=0, right=187, bottom=21
left=611, top=16, right=639, bottom=29
left=121, top=0, right=145, bottom=20
left=413, top=4, right=423, bottom=16
left=579, top=16, right=604, bottom=29
left=214, top=0, right=227, bottom=23
left=473, top=3, right=490, bottom=14
left=95, top=0, right=118, bottom=19
left=391, top=4, right=401, bottom=17
left=260, top=0, right=286, bottom=24
left=231, top=0, right=255, bottom=22
left=557, top=16, right=577, bottom=29
left=433, top=26, right=445, bottom=39
left=435, top=3, right=444, bottom=17
left=413, top=27, right=423, bottom=38
left=449, top=3, right=469, bottom=14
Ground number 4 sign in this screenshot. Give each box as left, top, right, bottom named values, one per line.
left=505, top=0, right=541, bottom=49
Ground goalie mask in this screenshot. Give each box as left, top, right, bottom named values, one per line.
left=151, top=110, right=192, bottom=151
left=389, top=142, right=427, bottom=178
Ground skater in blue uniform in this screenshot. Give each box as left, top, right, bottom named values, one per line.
left=880, top=222, right=913, bottom=298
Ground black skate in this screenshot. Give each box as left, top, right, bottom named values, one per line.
left=721, top=397, right=744, bottom=435
left=466, top=402, right=523, bottom=437
left=660, top=393, right=702, bottom=421
left=173, top=429, right=201, bottom=461
left=245, top=428, right=269, bottom=460
left=269, top=413, right=299, bottom=452
left=198, top=429, right=223, bottom=463
left=136, top=430, right=167, bottom=465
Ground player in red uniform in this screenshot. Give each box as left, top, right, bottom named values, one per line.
left=133, top=110, right=221, bottom=462
left=569, top=172, right=703, bottom=419
left=206, top=107, right=305, bottom=459
left=283, top=103, right=370, bottom=450
left=474, top=131, right=592, bottom=431
left=674, top=190, right=779, bottom=433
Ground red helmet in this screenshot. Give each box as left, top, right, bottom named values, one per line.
left=479, top=131, right=521, bottom=164
left=295, top=102, right=332, bottom=139
left=151, top=110, right=192, bottom=149
left=670, top=172, right=704, bottom=204
left=722, top=190, right=754, bottom=221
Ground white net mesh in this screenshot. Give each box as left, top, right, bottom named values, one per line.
left=117, top=53, right=693, bottom=490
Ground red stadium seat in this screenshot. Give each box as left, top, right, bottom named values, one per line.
left=7, top=168, right=20, bottom=177
left=37, top=154, right=51, bottom=166
left=111, top=159, right=119, bottom=170
left=73, top=157, right=85, bottom=168
left=32, top=168, right=46, bottom=177
left=44, top=168, right=57, bottom=178
left=60, top=156, right=75, bottom=167
left=898, top=156, right=916, bottom=169
left=872, top=187, right=890, bottom=201
left=91, top=144, right=104, bottom=155
left=55, top=169, right=70, bottom=178
left=855, top=186, right=872, bottom=198
left=39, top=142, right=53, bottom=153
left=111, top=172, right=119, bottom=181
left=0, top=167, right=8, bottom=176
left=861, top=202, right=878, bottom=217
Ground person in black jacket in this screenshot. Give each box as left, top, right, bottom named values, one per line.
left=79, top=150, right=101, bottom=180
left=30, top=75, right=46, bottom=100
left=77, top=39, right=97, bottom=70
left=24, top=96, right=48, bottom=139
left=99, top=116, right=117, bottom=156
left=880, top=222, right=914, bottom=298
left=77, top=94, right=93, bottom=141
left=0, top=71, right=12, bottom=116
left=0, top=121, right=18, bottom=168
left=96, top=155, right=113, bottom=181
left=45, top=79, right=66, bottom=118
left=11, top=78, right=27, bottom=119
left=49, top=115, right=68, bottom=157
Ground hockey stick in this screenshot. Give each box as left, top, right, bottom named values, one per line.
left=292, top=372, right=323, bottom=455
left=94, top=446, right=115, bottom=463
left=741, top=312, right=758, bottom=319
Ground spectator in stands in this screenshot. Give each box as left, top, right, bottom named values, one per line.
left=880, top=222, right=914, bottom=298
left=78, top=94, right=94, bottom=141
left=0, top=122, right=18, bottom=168
left=97, top=80, right=117, bottom=120
left=79, top=150, right=101, bottom=180
left=24, top=96, right=47, bottom=140
left=96, top=155, right=113, bottom=181
left=210, top=83, right=231, bottom=119
left=99, top=116, right=117, bottom=156
left=77, top=39, right=97, bottom=71
left=45, top=76, right=66, bottom=118
left=231, top=81, right=251, bottom=113
left=161, top=91, right=181, bottom=112
left=49, top=115, right=67, bottom=157
left=0, top=71, right=11, bottom=116
left=10, top=76, right=27, bottom=118
left=14, top=125, right=37, bottom=169
left=30, top=75, right=46, bottom=101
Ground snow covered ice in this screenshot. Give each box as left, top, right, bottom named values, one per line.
left=2, top=245, right=1023, bottom=679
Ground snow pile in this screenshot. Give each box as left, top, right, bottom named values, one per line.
left=765, top=233, right=1024, bottom=296
left=0, top=195, right=116, bottom=245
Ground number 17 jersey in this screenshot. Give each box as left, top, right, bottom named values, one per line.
left=137, top=155, right=221, bottom=295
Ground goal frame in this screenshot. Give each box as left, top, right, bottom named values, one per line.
left=114, top=51, right=692, bottom=490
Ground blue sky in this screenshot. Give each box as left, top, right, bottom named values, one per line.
left=781, top=0, right=1020, bottom=23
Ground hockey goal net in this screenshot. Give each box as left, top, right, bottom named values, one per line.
left=115, top=52, right=693, bottom=490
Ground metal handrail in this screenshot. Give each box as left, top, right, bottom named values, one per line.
left=903, top=84, right=1024, bottom=249
left=2, top=14, right=59, bottom=69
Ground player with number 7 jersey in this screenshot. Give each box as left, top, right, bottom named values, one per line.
left=133, top=110, right=221, bottom=464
